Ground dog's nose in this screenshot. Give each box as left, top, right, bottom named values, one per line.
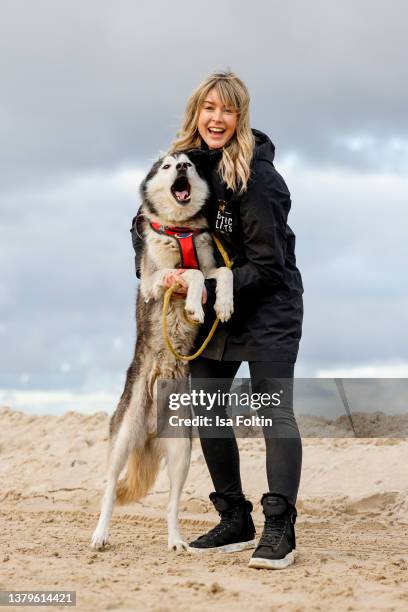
left=176, top=162, right=188, bottom=173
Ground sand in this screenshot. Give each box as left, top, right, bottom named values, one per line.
left=1, top=405, right=408, bottom=611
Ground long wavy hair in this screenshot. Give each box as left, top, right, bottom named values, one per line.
left=169, top=71, right=255, bottom=194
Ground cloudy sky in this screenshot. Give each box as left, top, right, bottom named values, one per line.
left=1, top=0, right=407, bottom=414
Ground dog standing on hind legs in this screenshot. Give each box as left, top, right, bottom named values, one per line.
left=91, top=151, right=234, bottom=551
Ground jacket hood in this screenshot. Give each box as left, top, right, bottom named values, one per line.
left=251, top=128, right=275, bottom=163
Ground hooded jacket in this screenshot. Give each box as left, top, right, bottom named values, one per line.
left=131, top=129, right=304, bottom=362
left=197, top=128, right=303, bottom=361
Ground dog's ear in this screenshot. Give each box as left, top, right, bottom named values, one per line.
left=185, top=149, right=208, bottom=166
left=185, top=148, right=222, bottom=175
left=139, top=157, right=163, bottom=196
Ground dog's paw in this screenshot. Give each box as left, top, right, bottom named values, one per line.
left=168, top=539, right=188, bottom=553
left=214, top=295, right=234, bottom=322
left=90, top=527, right=109, bottom=550
left=184, top=299, right=204, bottom=324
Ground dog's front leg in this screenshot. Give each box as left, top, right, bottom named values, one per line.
left=180, top=269, right=205, bottom=323
left=207, top=267, right=234, bottom=322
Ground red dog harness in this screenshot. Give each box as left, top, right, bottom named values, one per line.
left=150, top=221, right=206, bottom=270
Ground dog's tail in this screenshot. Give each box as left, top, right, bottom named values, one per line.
left=116, top=439, right=161, bottom=504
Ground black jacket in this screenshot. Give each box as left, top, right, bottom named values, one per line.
left=132, top=129, right=304, bottom=362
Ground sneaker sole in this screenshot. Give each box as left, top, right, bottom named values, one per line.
left=188, top=539, right=257, bottom=554
left=248, top=550, right=295, bottom=570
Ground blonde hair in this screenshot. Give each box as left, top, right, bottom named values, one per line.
left=169, top=71, right=255, bottom=194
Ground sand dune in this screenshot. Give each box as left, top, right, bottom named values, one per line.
left=1, top=406, right=408, bottom=611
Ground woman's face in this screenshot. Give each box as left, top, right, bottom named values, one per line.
left=197, top=88, right=238, bottom=149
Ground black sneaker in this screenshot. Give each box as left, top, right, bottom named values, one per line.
left=188, top=492, right=256, bottom=553
left=248, top=493, right=297, bottom=569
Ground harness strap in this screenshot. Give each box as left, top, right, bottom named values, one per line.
left=150, top=221, right=205, bottom=270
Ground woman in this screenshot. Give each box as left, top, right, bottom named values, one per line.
left=137, top=71, right=304, bottom=569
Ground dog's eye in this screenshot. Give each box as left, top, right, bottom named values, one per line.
left=162, top=164, right=171, bottom=170
left=186, top=162, right=192, bottom=167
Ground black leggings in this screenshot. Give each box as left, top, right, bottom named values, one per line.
left=189, top=358, right=302, bottom=507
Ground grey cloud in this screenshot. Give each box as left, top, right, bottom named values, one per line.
left=1, top=160, right=407, bottom=389
left=1, top=1, right=407, bottom=396
left=0, top=0, right=407, bottom=194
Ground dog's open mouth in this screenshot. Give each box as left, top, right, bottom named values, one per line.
left=171, top=176, right=191, bottom=204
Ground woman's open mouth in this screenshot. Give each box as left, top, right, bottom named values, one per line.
left=171, top=176, right=191, bottom=204
left=208, top=127, right=226, bottom=137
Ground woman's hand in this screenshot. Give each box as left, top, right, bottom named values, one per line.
left=162, top=269, right=207, bottom=304
left=162, top=269, right=188, bottom=291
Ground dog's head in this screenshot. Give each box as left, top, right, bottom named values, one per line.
left=140, top=152, right=211, bottom=224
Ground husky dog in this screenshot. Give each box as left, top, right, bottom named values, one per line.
left=91, top=152, right=234, bottom=551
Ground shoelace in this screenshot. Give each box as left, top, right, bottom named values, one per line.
left=197, top=509, right=239, bottom=542
left=259, top=515, right=288, bottom=548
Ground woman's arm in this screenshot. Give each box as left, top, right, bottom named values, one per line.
left=232, top=162, right=291, bottom=296
left=130, top=207, right=145, bottom=279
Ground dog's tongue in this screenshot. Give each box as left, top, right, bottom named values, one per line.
left=175, top=190, right=189, bottom=201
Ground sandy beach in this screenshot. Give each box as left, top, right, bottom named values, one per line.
left=1, top=405, right=408, bottom=611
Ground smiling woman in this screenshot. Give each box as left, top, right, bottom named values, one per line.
left=162, top=70, right=304, bottom=569
left=198, top=88, right=238, bottom=150
left=170, top=71, right=255, bottom=195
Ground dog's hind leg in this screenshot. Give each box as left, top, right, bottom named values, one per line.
left=162, top=435, right=192, bottom=552
left=90, top=415, right=135, bottom=550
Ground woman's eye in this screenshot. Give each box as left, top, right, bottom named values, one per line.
left=162, top=164, right=170, bottom=169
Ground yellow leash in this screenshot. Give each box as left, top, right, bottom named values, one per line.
left=162, top=233, right=232, bottom=362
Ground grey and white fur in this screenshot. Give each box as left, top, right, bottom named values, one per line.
left=91, top=152, right=233, bottom=551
